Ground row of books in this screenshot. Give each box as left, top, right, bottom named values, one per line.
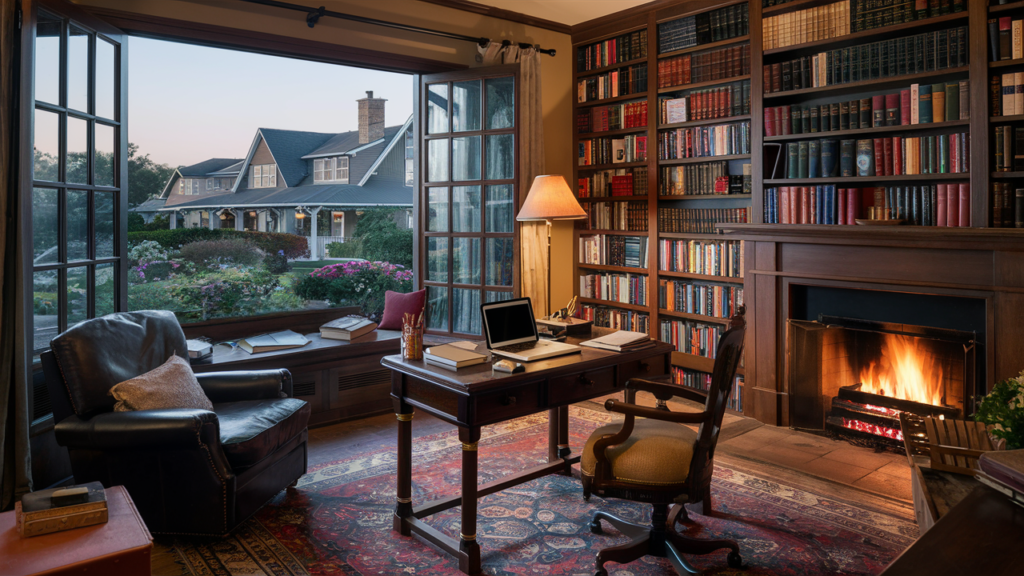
left=579, top=234, right=649, bottom=269
left=577, top=29, right=648, bottom=73
left=658, top=279, right=743, bottom=319
left=659, top=319, right=723, bottom=358
left=658, top=239, right=744, bottom=279
left=578, top=167, right=647, bottom=198
left=659, top=162, right=751, bottom=197
left=762, top=0, right=850, bottom=51
left=989, top=17, right=1024, bottom=63
left=577, top=63, right=647, bottom=103
left=995, top=126, right=1024, bottom=172
left=657, top=122, right=751, bottom=160
left=763, top=26, right=969, bottom=94
left=991, top=183, right=1024, bottom=228
left=995, top=73, right=1024, bottom=117
left=657, top=44, right=751, bottom=89
left=659, top=82, right=751, bottom=124
left=764, top=184, right=972, bottom=226
left=671, top=368, right=743, bottom=412
left=578, top=304, right=650, bottom=333
left=658, top=207, right=752, bottom=234
left=657, top=4, right=749, bottom=55
left=579, top=272, right=648, bottom=306
left=578, top=134, right=648, bottom=166
left=764, top=82, right=968, bottom=137
left=583, top=201, right=649, bottom=232
left=777, top=134, right=969, bottom=179
left=577, top=101, right=648, bottom=134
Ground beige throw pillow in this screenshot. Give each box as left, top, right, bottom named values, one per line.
left=109, top=355, right=214, bottom=412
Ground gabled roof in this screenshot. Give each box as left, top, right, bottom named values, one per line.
left=294, top=123, right=408, bottom=187
left=301, top=131, right=364, bottom=159
left=131, top=197, right=167, bottom=212
left=162, top=177, right=412, bottom=210
left=208, top=160, right=243, bottom=175
left=179, top=158, right=243, bottom=177
left=257, top=128, right=336, bottom=187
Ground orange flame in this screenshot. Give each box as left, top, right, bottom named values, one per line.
left=858, top=334, right=943, bottom=406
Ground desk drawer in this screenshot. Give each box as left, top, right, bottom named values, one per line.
left=618, top=353, right=669, bottom=386
left=549, top=366, right=617, bottom=405
left=475, top=380, right=542, bottom=423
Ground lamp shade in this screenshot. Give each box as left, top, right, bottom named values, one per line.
left=516, top=175, right=587, bottom=221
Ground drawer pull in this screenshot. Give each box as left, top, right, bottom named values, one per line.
left=639, top=361, right=651, bottom=373
left=500, top=394, right=517, bottom=406
left=578, top=375, right=593, bottom=388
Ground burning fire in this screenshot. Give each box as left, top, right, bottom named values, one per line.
left=858, top=334, right=943, bottom=406
left=841, top=418, right=903, bottom=441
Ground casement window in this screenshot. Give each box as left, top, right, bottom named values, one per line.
left=251, top=164, right=277, bottom=188
left=314, top=157, right=349, bottom=183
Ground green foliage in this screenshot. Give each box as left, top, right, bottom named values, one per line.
left=127, top=212, right=146, bottom=231
left=264, top=251, right=291, bottom=274
left=170, top=268, right=282, bottom=322
left=975, top=374, right=1024, bottom=450
left=128, top=228, right=310, bottom=260
left=128, top=212, right=171, bottom=232
left=353, top=209, right=413, bottom=269
left=178, top=238, right=264, bottom=270
left=326, top=238, right=364, bottom=259
left=294, top=261, right=413, bottom=322
left=128, top=143, right=176, bottom=208
left=128, top=240, right=170, bottom=265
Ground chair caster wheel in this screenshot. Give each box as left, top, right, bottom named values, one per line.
left=589, top=519, right=603, bottom=534
left=727, top=551, right=743, bottom=569
left=594, top=569, right=608, bottom=576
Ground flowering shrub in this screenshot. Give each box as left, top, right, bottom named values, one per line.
left=129, top=229, right=310, bottom=260
left=128, top=240, right=170, bottom=266
left=178, top=238, right=264, bottom=270
left=264, top=250, right=290, bottom=274
left=128, top=260, right=186, bottom=285
left=170, top=268, right=281, bottom=321
left=294, top=260, right=413, bottom=321
left=975, top=372, right=1024, bottom=450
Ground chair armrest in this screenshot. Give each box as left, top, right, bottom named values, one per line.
left=196, top=369, right=292, bottom=402
left=55, top=409, right=220, bottom=450
left=604, top=399, right=708, bottom=424
left=627, top=377, right=708, bottom=405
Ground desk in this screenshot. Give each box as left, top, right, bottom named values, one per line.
left=382, top=330, right=673, bottom=574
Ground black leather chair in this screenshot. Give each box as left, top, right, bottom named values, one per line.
left=40, top=310, right=310, bottom=537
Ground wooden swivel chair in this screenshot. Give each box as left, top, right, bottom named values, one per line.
left=581, top=308, right=746, bottom=575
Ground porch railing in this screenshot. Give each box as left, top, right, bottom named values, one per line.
left=299, top=236, right=355, bottom=260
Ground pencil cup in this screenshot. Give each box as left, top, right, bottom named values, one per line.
left=402, top=315, right=423, bottom=361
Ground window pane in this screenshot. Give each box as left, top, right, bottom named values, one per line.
left=452, top=80, right=482, bottom=132
left=426, top=285, right=448, bottom=331
left=95, top=123, right=115, bottom=187
left=33, top=270, right=59, bottom=352
left=95, top=263, right=116, bottom=317
left=96, top=38, right=116, bottom=120
left=34, top=13, right=61, bottom=106
left=95, top=191, right=115, bottom=258
left=452, top=288, right=481, bottom=335
left=486, top=76, right=515, bottom=130
left=453, top=237, right=480, bottom=285
left=485, top=134, right=514, bottom=180
left=486, top=238, right=514, bottom=287
left=486, top=290, right=514, bottom=303
left=427, top=187, right=448, bottom=232
left=427, top=237, right=448, bottom=282
left=427, top=139, right=449, bottom=182
left=452, top=136, right=481, bottom=181
left=452, top=185, right=480, bottom=232
left=68, top=26, right=90, bottom=113
left=66, top=117, right=88, bottom=184
left=67, top=190, right=89, bottom=261
left=427, top=83, right=449, bottom=134
left=486, top=184, right=514, bottom=233
left=33, top=109, right=59, bottom=182
left=67, top=266, right=88, bottom=327
left=32, top=188, right=59, bottom=265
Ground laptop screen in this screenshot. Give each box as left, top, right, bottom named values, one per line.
left=481, top=298, right=538, bottom=348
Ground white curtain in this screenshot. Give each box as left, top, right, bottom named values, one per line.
left=477, top=42, right=550, bottom=316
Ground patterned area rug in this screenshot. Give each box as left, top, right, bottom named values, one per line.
left=168, top=406, right=917, bottom=576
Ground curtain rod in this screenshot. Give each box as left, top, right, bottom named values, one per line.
left=236, top=0, right=557, bottom=56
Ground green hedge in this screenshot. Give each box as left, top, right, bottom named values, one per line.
left=128, top=229, right=310, bottom=260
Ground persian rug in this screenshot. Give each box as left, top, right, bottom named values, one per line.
left=167, top=406, right=917, bottom=576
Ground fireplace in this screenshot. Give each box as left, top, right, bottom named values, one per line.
left=788, top=314, right=978, bottom=449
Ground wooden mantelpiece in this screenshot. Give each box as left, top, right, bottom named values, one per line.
left=719, top=224, right=1024, bottom=427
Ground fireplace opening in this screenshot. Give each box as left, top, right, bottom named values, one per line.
left=789, top=315, right=976, bottom=450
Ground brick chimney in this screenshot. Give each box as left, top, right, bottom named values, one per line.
left=357, top=91, right=387, bottom=144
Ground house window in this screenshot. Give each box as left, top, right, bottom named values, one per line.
left=178, top=180, right=183, bottom=194
left=206, top=178, right=213, bottom=190
left=336, top=157, right=349, bottom=183
left=405, top=129, right=414, bottom=186
left=314, top=157, right=349, bottom=183
left=251, top=164, right=277, bottom=188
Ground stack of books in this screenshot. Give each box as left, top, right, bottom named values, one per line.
left=660, top=162, right=751, bottom=197
left=581, top=330, right=655, bottom=352
left=583, top=201, right=648, bottom=231
left=16, top=482, right=108, bottom=537
left=977, top=450, right=1024, bottom=506
left=579, top=234, right=649, bottom=269
left=320, top=315, right=377, bottom=341
left=238, top=330, right=310, bottom=354
left=423, top=343, right=488, bottom=372
left=578, top=167, right=647, bottom=198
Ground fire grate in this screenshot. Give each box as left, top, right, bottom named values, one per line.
left=825, top=383, right=960, bottom=449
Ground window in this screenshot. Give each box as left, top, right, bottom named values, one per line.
left=206, top=178, right=213, bottom=190
left=314, top=156, right=349, bottom=183
left=251, top=164, right=277, bottom=188
left=336, top=157, right=349, bottom=183
left=420, top=72, right=517, bottom=336
left=178, top=179, right=183, bottom=194
left=405, top=129, right=414, bottom=186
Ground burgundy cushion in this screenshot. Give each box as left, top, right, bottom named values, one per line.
left=378, top=289, right=426, bottom=330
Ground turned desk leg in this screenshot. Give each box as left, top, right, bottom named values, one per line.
left=548, top=408, right=560, bottom=462
left=557, top=405, right=571, bottom=462
left=394, top=405, right=414, bottom=536
left=459, top=427, right=482, bottom=575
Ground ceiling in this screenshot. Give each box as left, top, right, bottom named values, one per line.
left=470, top=0, right=659, bottom=27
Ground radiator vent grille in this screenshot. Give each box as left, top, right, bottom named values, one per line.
left=293, top=378, right=317, bottom=397
left=338, top=369, right=391, bottom=392
left=32, top=378, right=52, bottom=421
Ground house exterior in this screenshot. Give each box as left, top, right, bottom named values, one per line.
left=155, top=92, right=413, bottom=258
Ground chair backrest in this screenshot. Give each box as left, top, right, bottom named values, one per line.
left=47, top=310, right=188, bottom=419
left=690, top=308, right=746, bottom=481
left=924, top=416, right=996, bottom=476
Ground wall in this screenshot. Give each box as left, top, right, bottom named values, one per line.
left=73, top=0, right=576, bottom=311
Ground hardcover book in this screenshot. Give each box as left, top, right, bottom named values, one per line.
left=855, top=139, right=874, bottom=177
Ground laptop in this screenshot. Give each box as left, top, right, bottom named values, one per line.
left=481, top=297, right=582, bottom=362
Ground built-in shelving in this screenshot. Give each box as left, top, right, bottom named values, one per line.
left=763, top=67, right=970, bottom=101
left=659, top=115, right=751, bottom=130
left=763, top=120, right=971, bottom=143
left=657, top=35, right=750, bottom=60
left=657, top=75, right=751, bottom=94
left=659, top=194, right=752, bottom=201
left=659, top=154, right=751, bottom=166
left=762, top=12, right=968, bottom=57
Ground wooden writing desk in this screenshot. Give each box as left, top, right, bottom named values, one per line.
left=382, top=330, right=673, bottom=574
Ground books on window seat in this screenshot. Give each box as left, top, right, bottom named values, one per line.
left=238, top=330, right=310, bottom=354
left=424, top=343, right=488, bottom=371
left=581, top=330, right=655, bottom=352
left=320, top=315, right=377, bottom=341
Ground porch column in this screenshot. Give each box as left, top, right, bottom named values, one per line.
left=208, top=211, right=215, bottom=230
left=310, top=207, right=322, bottom=259
left=169, top=212, right=176, bottom=229
left=235, top=209, right=244, bottom=231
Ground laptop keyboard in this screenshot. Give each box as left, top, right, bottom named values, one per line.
left=497, top=341, right=541, bottom=353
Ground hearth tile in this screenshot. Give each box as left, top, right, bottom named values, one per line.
left=820, top=447, right=901, bottom=471
left=777, top=432, right=844, bottom=456
left=738, top=444, right=820, bottom=468
left=853, top=470, right=913, bottom=501
left=799, top=457, right=874, bottom=484
left=876, top=460, right=912, bottom=477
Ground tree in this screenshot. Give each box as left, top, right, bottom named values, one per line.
left=354, top=209, right=413, bottom=269
left=128, top=143, right=175, bottom=208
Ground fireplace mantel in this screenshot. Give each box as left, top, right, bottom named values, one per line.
left=717, top=224, right=1024, bottom=427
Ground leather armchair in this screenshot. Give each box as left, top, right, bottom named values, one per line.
left=41, top=310, right=310, bottom=536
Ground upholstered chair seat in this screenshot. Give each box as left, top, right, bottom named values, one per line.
left=581, top=419, right=697, bottom=486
